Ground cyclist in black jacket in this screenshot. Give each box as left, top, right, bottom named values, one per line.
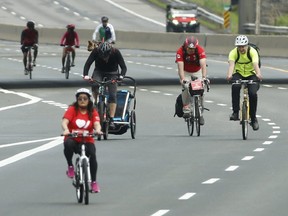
left=83, top=42, right=127, bottom=128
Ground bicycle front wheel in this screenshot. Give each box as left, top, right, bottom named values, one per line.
left=65, top=55, right=70, bottom=79
left=75, top=161, right=83, bottom=203
left=241, top=101, right=249, bottom=140
left=82, top=159, right=89, bottom=205
left=194, top=97, right=201, bottom=136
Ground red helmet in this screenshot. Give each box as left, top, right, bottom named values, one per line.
left=66, top=24, right=75, bottom=30
left=183, top=36, right=199, bottom=49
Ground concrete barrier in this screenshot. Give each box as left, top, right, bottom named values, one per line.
left=0, top=24, right=287, bottom=57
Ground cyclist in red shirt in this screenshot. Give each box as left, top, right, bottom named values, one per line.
left=175, top=36, right=208, bottom=124
left=60, top=24, right=80, bottom=73
left=61, top=88, right=102, bottom=193
left=21, top=21, right=38, bottom=74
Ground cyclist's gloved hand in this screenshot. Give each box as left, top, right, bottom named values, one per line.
left=60, top=44, right=64, bottom=46
left=33, top=44, right=38, bottom=49
left=118, top=75, right=124, bottom=81
left=75, top=45, right=80, bottom=48
left=83, top=75, right=90, bottom=80
left=203, top=78, right=210, bottom=85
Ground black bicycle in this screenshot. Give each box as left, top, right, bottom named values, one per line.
left=90, top=78, right=120, bottom=141
left=63, top=45, right=74, bottom=79
left=25, top=46, right=34, bottom=79
left=185, top=78, right=210, bottom=136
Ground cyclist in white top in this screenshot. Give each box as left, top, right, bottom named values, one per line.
left=92, top=16, right=116, bottom=44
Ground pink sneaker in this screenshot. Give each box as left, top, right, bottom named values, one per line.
left=66, top=166, right=74, bottom=178
left=91, top=181, right=100, bottom=193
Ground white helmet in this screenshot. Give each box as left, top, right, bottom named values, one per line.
left=75, top=88, right=92, bottom=98
left=235, top=35, right=249, bottom=46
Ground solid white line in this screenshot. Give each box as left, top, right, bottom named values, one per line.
left=105, top=0, right=165, bottom=26
left=0, top=137, right=63, bottom=168
left=151, top=210, right=170, bottom=216
left=242, top=156, right=254, bottom=161
left=225, top=166, right=239, bottom=171
left=0, top=89, right=41, bottom=111
left=202, top=178, right=220, bottom=184
left=0, top=137, right=60, bottom=148
left=178, top=192, right=196, bottom=200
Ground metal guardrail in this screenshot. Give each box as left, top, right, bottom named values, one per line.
left=243, top=23, right=288, bottom=34
left=198, top=7, right=223, bottom=25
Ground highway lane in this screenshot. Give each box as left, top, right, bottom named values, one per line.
left=0, top=0, right=213, bottom=33
left=1, top=41, right=288, bottom=215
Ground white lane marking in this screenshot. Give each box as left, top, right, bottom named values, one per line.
left=262, top=118, right=271, bottom=122
left=105, top=0, right=165, bottom=27
left=225, top=166, right=239, bottom=171
left=151, top=210, right=170, bottom=216
left=151, top=90, right=161, bottom=94
left=254, top=148, right=265, bottom=152
left=263, top=85, right=273, bottom=88
left=273, top=131, right=280, bottom=134
left=263, top=141, right=273, bottom=145
left=0, top=137, right=60, bottom=148
left=178, top=192, right=196, bottom=200
left=278, top=87, right=287, bottom=90
left=0, top=137, right=63, bottom=168
left=272, top=126, right=280, bottom=129
left=268, top=122, right=276, bottom=125
left=202, top=178, right=220, bottom=184
left=269, top=135, right=278, bottom=139
left=0, top=89, right=41, bottom=111
left=217, top=103, right=227, bottom=106
left=242, top=156, right=254, bottom=161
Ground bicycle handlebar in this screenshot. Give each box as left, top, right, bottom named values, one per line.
left=231, top=79, right=260, bottom=85
left=61, top=131, right=98, bottom=137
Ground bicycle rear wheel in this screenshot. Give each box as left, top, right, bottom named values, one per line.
left=130, top=110, right=136, bottom=139
left=82, top=159, right=89, bottom=205
left=241, top=101, right=249, bottom=140
left=65, top=54, right=70, bottom=79
left=194, top=98, right=201, bottom=136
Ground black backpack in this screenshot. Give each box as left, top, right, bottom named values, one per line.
left=235, top=43, right=261, bottom=68
left=174, top=94, right=183, bottom=117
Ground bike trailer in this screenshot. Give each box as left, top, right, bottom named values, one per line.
left=109, top=89, right=134, bottom=135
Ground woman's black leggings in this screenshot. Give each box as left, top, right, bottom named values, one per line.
left=63, top=138, right=98, bottom=182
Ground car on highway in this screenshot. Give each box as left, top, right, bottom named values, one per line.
left=166, top=3, right=200, bottom=33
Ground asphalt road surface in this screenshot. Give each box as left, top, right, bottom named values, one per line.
left=1, top=0, right=288, bottom=215
left=0, top=40, right=288, bottom=216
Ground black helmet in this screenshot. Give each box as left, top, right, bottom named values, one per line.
left=98, top=42, right=112, bottom=59
left=27, top=21, right=35, bottom=28
left=101, top=16, right=109, bottom=22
